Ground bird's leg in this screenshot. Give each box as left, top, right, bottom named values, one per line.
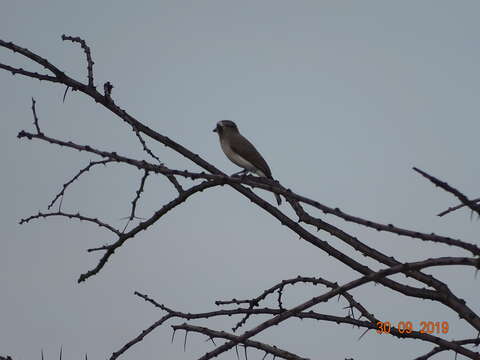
left=231, top=169, right=248, bottom=177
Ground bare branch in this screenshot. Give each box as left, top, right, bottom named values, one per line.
left=61, top=35, right=95, bottom=87
left=124, top=284, right=478, bottom=360
left=216, top=275, right=376, bottom=332
left=172, top=323, right=309, bottom=360
left=437, top=198, right=480, bottom=217
left=283, top=189, right=480, bottom=256
left=199, top=257, right=480, bottom=360
left=48, top=160, right=113, bottom=210
left=78, top=180, right=223, bottom=283
left=110, top=313, right=175, bottom=360
left=0, top=39, right=66, bottom=78
left=20, top=211, right=121, bottom=235
left=133, top=127, right=162, bottom=164
left=131, top=127, right=184, bottom=193
left=413, top=167, right=480, bottom=217
left=414, top=338, right=480, bottom=360
left=122, top=169, right=150, bottom=232
left=285, top=198, right=480, bottom=332
left=30, top=97, right=42, bottom=135
left=0, top=62, right=59, bottom=82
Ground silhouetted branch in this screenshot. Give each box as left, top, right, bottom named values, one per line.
left=0, top=39, right=66, bottom=78
left=199, top=257, right=480, bottom=360
left=414, top=337, right=480, bottom=360
left=133, top=127, right=162, bottom=164
left=30, top=97, right=42, bottom=134
left=110, top=313, right=175, bottom=360
left=61, top=35, right=95, bottom=87
left=283, top=189, right=480, bottom=256
left=171, top=323, right=309, bottom=360
left=20, top=211, right=121, bottom=235
left=120, top=289, right=475, bottom=360
left=216, top=275, right=377, bottom=332
left=123, top=169, right=150, bottom=230
left=413, top=167, right=480, bottom=217
left=284, top=197, right=480, bottom=333
left=78, top=179, right=223, bottom=282
left=437, top=198, right=480, bottom=217
left=48, top=159, right=113, bottom=210
left=131, top=128, right=184, bottom=193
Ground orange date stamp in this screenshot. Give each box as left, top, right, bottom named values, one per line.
left=376, top=321, right=449, bottom=334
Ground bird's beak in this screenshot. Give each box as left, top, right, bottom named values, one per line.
left=213, top=127, right=217, bottom=132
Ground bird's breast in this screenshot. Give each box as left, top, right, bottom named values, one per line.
left=219, top=137, right=258, bottom=173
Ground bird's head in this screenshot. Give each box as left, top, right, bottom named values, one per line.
left=213, top=120, right=239, bottom=135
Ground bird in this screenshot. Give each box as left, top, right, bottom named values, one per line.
left=213, top=120, right=282, bottom=205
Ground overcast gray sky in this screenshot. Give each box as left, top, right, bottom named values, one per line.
left=1, top=1, right=479, bottom=359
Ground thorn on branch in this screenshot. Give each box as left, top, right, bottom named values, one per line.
left=413, top=167, right=480, bottom=217
left=87, top=244, right=111, bottom=252
left=62, top=86, right=70, bottom=103
left=357, top=328, right=371, bottom=341
left=184, top=328, right=188, bottom=351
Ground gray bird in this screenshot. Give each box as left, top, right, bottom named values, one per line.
left=213, top=120, right=282, bottom=205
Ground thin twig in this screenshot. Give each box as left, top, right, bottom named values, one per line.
left=122, top=170, right=150, bottom=232
left=437, top=198, right=480, bottom=217
left=413, top=167, right=480, bottom=217
left=78, top=180, right=224, bottom=282
left=30, top=97, right=42, bottom=134
left=48, top=160, right=112, bottom=210
left=20, top=211, right=121, bottom=235
left=61, top=35, right=95, bottom=87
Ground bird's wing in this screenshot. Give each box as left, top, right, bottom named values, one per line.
left=230, top=133, right=272, bottom=178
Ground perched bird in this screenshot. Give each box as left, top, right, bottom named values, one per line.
left=213, top=120, right=281, bottom=205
